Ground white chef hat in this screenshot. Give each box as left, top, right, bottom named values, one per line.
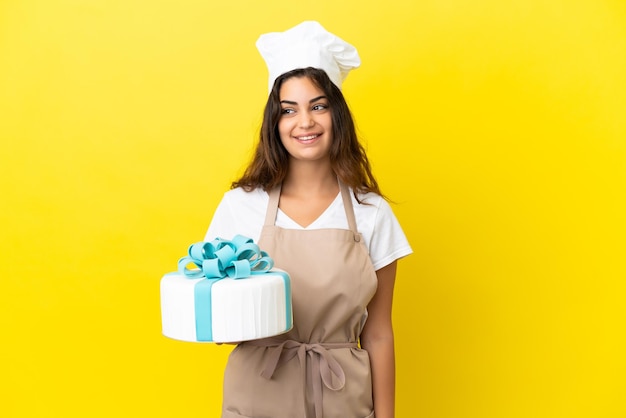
left=256, top=21, right=361, bottom=92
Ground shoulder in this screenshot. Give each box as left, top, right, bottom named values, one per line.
left=350, top=189, right=413, bottom=270
left=218, top=187, right=269, bottom=212
left=221, top=186, right=268, bottom=202
left=205, top=187, right=269, bottom=242
left=350, top=191, right=399, bottom=233
left=351, top=190, right=388, bottom=220
left=353, top=190, right=384, bottom=206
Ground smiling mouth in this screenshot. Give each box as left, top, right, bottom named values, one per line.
left=295, top=134, right=320, bottom=141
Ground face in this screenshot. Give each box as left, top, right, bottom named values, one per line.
left=278, top=76, right=333, bottom=164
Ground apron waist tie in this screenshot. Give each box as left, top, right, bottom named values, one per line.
left=245, top=338, right=358, bottom=418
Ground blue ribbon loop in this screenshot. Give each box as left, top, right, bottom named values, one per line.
left=178, top=235, right=274, bottom=280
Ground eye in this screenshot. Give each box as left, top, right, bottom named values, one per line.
left=281, top=108, right=295, bottom=115
left=312, top=103, right=328, bottom=111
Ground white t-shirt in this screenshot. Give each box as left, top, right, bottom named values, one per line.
left=205, top=187, right=412, bottom=271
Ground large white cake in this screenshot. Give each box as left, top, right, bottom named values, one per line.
left=160, top=236, right=292, bottom=343
left=160, top=270, right=292, bottom=343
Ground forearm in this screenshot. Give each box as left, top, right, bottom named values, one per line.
left=362, top=334, right=395, bottom=418
left=361, top=261, right=398, bottom=418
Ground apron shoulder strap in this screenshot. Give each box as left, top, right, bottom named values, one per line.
left=339, top=181, right=360, bottom=237
left=264, top=184, right=281, bottom=227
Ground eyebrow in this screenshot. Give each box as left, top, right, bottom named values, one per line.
left=280, top=95, right=327, bottom=105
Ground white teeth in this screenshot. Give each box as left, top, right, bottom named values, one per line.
left=298, top=134, right=318, bottom=140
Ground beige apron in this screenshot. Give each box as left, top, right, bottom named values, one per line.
left=221, top=182, right=378, bottom=418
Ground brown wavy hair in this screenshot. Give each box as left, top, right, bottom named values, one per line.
left=232, top=67, right=383, bottom=200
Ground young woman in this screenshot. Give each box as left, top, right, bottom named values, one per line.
left=205, top=23, right=412, bottom=418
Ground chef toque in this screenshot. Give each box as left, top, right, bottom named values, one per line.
left=256, top=21, right=361, bottom=92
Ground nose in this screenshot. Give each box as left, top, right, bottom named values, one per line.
left=298, top=111, right=315, bottom=128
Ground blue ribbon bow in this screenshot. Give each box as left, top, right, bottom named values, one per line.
left=174, top=235, right=289, bottom=342
left=178, top=235, right=274, bottom=280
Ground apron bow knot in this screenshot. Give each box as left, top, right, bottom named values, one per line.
left=252, top=338, right=358, bottom=418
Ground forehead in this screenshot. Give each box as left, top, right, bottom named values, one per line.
left=279, top=76, right=325, bottom=100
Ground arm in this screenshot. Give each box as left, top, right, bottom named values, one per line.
left=360, top=260, right=398, bottom=418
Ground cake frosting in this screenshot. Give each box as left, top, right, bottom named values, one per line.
left=160, top=236, right=292, bottom=343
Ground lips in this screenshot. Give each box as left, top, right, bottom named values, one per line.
left=294, top=133, right=321, bottom=143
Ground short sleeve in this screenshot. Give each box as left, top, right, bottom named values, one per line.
left=367, top=198, right=413, bottom=271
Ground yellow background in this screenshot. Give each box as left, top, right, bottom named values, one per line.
left=1, top=0, right=625, bottom=417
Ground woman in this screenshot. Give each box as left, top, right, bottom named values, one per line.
left=206, top=22, right=412, bottom=418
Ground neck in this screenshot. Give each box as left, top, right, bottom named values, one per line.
left=282, top=159, right=337, bottom=195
